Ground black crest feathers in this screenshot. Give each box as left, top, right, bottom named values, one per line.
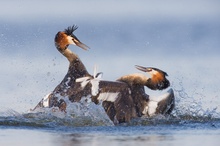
left=64, top=25, right=78, bottom=36
left=151, top=67, right=169, bottom=77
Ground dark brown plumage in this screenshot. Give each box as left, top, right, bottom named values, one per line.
left=32, top=25, right=91, bottom=111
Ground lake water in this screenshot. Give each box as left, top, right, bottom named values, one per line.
left=0, top=0, right=220, bottom=145
left=1, top=111, right=220, bottom=146
left=1, top=126, right=220, bottom=146
left=0, top=103, right=220, bottom=146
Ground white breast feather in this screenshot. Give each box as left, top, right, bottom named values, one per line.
left=147, top=100, right=158, bottom=116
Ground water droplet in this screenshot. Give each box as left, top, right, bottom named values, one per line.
left=47, top=72, right=50, bottom=76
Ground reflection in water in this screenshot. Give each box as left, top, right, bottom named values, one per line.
left=56, top=130, right=219, bottom=146
left=0, top=118, right=220, bottom=146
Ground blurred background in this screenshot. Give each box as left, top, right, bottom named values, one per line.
left=0, top=0, right=220, bottom=115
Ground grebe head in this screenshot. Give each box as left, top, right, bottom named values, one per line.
left=135, top=65, right=168, bottom=77
left=55, top=25, right=90, bottom=51
left=135, top=65, right=170, bottom=90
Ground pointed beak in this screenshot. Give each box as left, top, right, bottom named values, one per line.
left=135, top=65, right=152, bottom=72
left=74, top=40, right=90, bottom=51
left=68, top=34, right=89, bottom=50
left=72, top=35, right=90, bottom=51
left=135, top=65, right=147, bottom=72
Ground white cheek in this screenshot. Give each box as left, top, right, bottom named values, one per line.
left=149, top=70, right=158, bottom=76
left=67, top=36, right=75, bottom=45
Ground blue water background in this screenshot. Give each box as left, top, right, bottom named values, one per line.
left=0, top=1, right=220, bottom=145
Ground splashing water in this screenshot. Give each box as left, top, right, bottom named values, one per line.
left=172, top=80, right=220, bottom=121
left=0, top=97, right=114, bottom=128
left=1, top=79, right=220, bottom=128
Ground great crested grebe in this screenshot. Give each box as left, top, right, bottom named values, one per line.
left=32, top=25, right=174, bottom=124
left=76, top=65, right=174, bottom=124
left=117, top=65, right=174, bottom=117
left=33, top=25, right=92, bottom=111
